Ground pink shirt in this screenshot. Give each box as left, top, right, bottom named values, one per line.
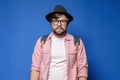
left=31, top=33, right=88, bottom=80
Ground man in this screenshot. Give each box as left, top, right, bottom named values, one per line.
left=30, top=5, right=88, bottom=80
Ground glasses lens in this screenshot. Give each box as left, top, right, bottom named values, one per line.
left=51, top=20, right=68, bottom=25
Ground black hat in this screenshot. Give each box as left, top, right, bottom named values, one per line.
left=46, top=5, right=73, bottom=22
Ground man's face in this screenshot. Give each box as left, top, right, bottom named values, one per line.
left=50, top=14, right=69, bottom=37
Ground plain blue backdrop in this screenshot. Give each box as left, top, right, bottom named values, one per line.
left=0, top=0, right=120, bottom=80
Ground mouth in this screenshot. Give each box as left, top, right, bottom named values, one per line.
left=56, top=26, right=64, bottom=30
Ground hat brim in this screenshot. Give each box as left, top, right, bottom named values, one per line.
left=46, top=12, right=73, bottom=22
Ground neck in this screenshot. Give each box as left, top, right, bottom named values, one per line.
left=53, top=32, right=66, bottom=38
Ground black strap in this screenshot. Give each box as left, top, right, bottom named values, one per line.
left=40, top=34, right=49, bottom=44
left=41, top=34, right=80, bottom=46
left=73, top=35, right=80, bottom=46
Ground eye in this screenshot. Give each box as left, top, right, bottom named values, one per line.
left=61, top=20, right=68, bottom=23
left=51, top=20, right=68, bottom=25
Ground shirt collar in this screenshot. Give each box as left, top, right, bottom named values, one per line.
left=47, top=32, right=71, bottom=41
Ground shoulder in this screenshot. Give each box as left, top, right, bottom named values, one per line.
left=67, top=33, right=81, bottom=46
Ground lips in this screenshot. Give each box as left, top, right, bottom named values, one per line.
left=56, top=26, right=64, bottom=30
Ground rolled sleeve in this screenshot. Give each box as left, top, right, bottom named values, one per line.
left=31, top=38, right=42, bottom=72
left=77, top=39, right=88, bottom=78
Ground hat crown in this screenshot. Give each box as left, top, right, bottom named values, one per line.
left=54, top=5, right=67, bottom=13
left=46, top=5, right=73, bottom=22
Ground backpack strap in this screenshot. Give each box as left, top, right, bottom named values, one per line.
left=40, top=34, right=49, bottom=48
left=73, top=35, right=80, bottom=50
left=40, top=34, right=80, bottom=50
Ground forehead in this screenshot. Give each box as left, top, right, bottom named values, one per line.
left=52, top=13, right=68, bottom=20
left=58, top=15, right=68, bottom=19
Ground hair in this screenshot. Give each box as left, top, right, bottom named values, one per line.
left=49, top=13, right=70, bottom=24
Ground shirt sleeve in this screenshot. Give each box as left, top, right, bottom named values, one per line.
left=31, top=38, right=42, bottom=72
left=77, top=39, right=88, bottom=78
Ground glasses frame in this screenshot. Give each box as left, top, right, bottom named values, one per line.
left=51, top=20, right=69, bottom=25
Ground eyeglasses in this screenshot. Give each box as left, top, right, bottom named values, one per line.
left=51, top=20, right=69, bottom=25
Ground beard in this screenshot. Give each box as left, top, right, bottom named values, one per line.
left=52, top=27, right=67, bottom=37
left=53, top=30, right=66, bottom=36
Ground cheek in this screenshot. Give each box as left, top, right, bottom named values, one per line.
left=53, top=26, right=58, bottom=30
left=62, top=25, right=67, bottom=29
left=51, top=24, right=56, bottom=29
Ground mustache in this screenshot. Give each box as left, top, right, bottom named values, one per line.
left=55, top=26, right=64, bottom=30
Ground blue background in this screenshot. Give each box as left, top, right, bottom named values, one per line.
left=0, top=0, right=120, bottom=80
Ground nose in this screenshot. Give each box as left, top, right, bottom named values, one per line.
left=57, top=21, right=62, bottom=25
